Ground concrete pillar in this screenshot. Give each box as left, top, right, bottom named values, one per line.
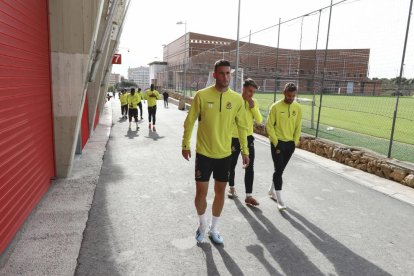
left=49, top=0, right=104, bottom=177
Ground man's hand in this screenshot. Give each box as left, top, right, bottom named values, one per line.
left=247, top=98, right=254, bottom=108
left=242, top=154, right=250, bottom=168
left=242, top=93, right=254, bottom=108
left=182, top=150, right=191, bottom=161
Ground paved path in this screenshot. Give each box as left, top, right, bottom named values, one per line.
left=75, top=99, right=414, bottom=275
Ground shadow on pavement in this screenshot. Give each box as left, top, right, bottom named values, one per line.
left=234, top=198, right=324, bottom=275
left=144, top=130, right=165, bottom=141
left=281, top=209, right=391, bottom=276
left=125, top=129, right=139, bottom=139
left=197, top=243, right=220, bottom=275
left=75, top=143, right=132, bottom=275
left=211, top=241, right=244, bottom=275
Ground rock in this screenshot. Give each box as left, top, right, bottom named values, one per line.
left=402, top=174, right=414, bottom=187
left=390, top=169, right=408, bottom=182
left=380, top=164, right=392, bottom=179
left=316, top=147, right=325, bottom=156
left=356, top=164, right=367, bottom=171
left=375, top=169, right=384, bottom=178
left=351, top=151, right=362, bottom=160
left=332, top=148, right=342, bottom=161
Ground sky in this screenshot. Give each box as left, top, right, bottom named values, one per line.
left=113, top=0, right=413, bottom=79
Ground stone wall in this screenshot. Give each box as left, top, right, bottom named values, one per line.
left=168, top=90, right=414, bottom=188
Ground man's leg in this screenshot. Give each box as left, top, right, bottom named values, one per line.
left=138, top=102, right=143, bottom=119
left=194, top=154, right=213, bottom=242
left=212, top=181, right=227, bottom=217
left=228, top=138, right=240, bottom=198
left=271, top=143, right=285, bottom=191
left=152, top=107, right=157, bottom=131
left=245, top=136, right=259, bottom=206
left=148, top=108, right=152, bottom=128
left=128, top=109, right=132, bottom=129
left=195, top=181, right=209, bottom=216
left=153, top=107, right=157, bottom=125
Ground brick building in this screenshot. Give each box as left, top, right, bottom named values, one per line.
left=161, top=32, right=381, bottom=95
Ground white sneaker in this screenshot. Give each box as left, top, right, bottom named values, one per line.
left=276, top=190, right=287, bottom=210
left=268, top=183, right=277, bottom=200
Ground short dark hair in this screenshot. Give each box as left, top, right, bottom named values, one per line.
left=131, top=88, right=135, bottom=92
left=214, top=59, right=231, bottom=72
left=243, top=78, right=258, bottom=89
left=138, top=88, right=141, bottom=92
left=150, top=84, right=155, bottom=90
left=284, top=82, right=297, bottom=92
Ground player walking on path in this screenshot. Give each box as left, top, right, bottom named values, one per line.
left=120, top=89, right=128, bottom=119
left=127, top=88, right=142, bottom=130
left=145, top=84, right=161, bottom=131
left=182, top=59, right=249, bottom=244
left=266, top=82, right=302, bottom=210
left=228, top=78, right=263, bottom=206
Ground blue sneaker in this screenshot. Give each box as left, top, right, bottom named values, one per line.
left=195, top=228, right=205, bottom=243
left=209, top=230, right=224, bottom=244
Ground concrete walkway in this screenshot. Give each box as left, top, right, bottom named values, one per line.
left=1, top=98, right=414, bottom=275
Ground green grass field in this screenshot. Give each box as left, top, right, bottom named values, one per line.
left=254, top=93, right=414, bottom=163
left=255, top=93, right=414, bottom=144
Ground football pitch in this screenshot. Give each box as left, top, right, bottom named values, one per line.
left=254, top=93, right=414, bottom=162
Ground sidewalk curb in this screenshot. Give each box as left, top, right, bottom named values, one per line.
left=0, top=101, right=113, bottom=276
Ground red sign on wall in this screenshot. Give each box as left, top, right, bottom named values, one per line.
left=112, top=54, right=122, bottom=64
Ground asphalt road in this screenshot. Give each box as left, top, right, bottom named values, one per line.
left=75, top=99, right=414, bottom=276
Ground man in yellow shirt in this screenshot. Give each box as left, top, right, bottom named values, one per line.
left=182, top=59, right=249, bottom=244
left=228, top=78, right=263, bottom=206
left=120, top=89, right=129, bottom=119
left=266, top=82, right=302, bottom=210
left=127, top=88, right=142, bottom=130
left=144, top=84, right=161, bottom=131
left=137, top=88, right=144, bottom=120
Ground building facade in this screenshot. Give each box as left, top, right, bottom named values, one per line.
left=109, top=73, right=121, bottom=86
left=161, top=32, right=381, bottom=95
left=128, top=66, right=150, bottom=90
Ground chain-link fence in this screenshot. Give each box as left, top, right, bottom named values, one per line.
left=162, top=0, right=414, bottom=163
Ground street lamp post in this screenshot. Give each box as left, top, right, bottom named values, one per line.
left=176, top=21, right=187, bottom=98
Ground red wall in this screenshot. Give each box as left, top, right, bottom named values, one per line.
left=0, top=0, right=55, bottom=254
left=81, top=96, right=89, bottom=149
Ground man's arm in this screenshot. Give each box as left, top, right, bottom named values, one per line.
left=156, top=91, right=162, bottom=100
left=182, top=93, right=200, bottom=159
left=235, top=98, right=249, bottom=157
left=251, top=99, right=263, bottom=124
left=265, top=104, right=278, bottom=147
left=293, top=106, right=302, bottom=146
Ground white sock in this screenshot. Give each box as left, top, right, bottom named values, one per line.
left=246, top=193, right=252, bottom=197
left=198, top=213, right=207, bottom=231
left=276, top=190, right=284, bottom=205
left=210, top=216, right=220, bottom=233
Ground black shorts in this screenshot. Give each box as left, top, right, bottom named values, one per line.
left=128, top=108, right=138, bottom=117
left=195, top=153, right=231, bottom=182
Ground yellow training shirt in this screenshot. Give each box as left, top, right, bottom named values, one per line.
left=144, top=90, right=161, bottom=107
left=127, top=93, right=142, bottom=109
left=182, top=85, right=249, bottom=158
left=266, top=98, right=302, bottom=147
left=120, top=93, right=128, bottom=105
left=232, top=98, right=263, bottom=138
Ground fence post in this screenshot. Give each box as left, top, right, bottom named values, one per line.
left=311, top=10, right=322, bottom=130
left=273, top=18, right=281, bottom=103
left=316, top=0, right=333, bottom=138
left=388, top=0, right=413, bottom=158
